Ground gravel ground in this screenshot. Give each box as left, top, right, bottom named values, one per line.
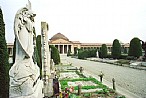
left=61, top=55, right=146, bottom=98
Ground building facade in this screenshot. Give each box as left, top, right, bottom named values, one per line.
left=7, top=33, right=129, bottom=63
left=49, top=33, right=129, bottom=54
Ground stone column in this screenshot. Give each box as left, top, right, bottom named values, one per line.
left=64, top=45, right=67, bottom=54
left=41, top=22, right=53, bottom=97
left=71, top=45, right=74, bottom=54
left=63, top=45, right=64, bottom=54
left=56, top=45, right=58, bottom=50
left=58, top=45, right=60, bottom=53
left=60, top=45, right=63, bottom=54
left=67, top=45, right=68, bottom=53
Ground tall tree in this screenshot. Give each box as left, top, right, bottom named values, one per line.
left=112, top=39, right=121, bottom=59
left=0, top=8, right=9, bottom=98
left=36, top=35, right=41, bottom=69
left=101, top=44, right=107, bottom=58
left=50, top=45, right=60, bottom=65
left=128, top=37, right=142, bottom=58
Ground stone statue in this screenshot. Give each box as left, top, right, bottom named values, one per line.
left=9, top=1, right=43, bottom=98
left=14, top=1, right=35, bottom=61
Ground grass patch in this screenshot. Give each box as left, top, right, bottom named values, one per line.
left=116, top=59, right=130, bottom=64
left=60, top=77, right=108, bottom=90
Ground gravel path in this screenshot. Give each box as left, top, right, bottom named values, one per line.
left=61, top=56, right=146, bottom=98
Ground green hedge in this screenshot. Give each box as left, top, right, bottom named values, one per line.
left=78, top=49, right=97, bottom=59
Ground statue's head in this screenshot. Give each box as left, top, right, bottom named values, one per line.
left=14, top=0, right=36, bottom=35
left=23, top=8, right=36, bottom=22
left=20, top=0, right=36, bottom=22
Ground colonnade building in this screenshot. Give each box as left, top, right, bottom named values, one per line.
left=49, top=33, right=129, bottom=54
left=7, top=33, right=129, bottom=63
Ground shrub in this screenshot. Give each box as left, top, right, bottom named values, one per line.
left=119, top=54, right=128, bottom=59
left=100, top=44, right=107, bottom=58
left=112, top=39, right=121, bottom=59
left=126, top=56, right=135, bottom=60
left=106, top=54, right=112, bottom=58
left=78, top=49, right=97, bottom=59
left=128, top=37, right=142, bottom=58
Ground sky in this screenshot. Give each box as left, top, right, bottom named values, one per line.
left=1, top=0, right=146, bottom=43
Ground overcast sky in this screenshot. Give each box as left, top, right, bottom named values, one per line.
left=1, top=0, right=146, bottom=43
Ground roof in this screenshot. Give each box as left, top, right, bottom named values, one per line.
left=81, top=43, right=113, bottom=46
left=50, top=33, right=69, bottom=41
left=7, top=43, right=14, bottom=46
left=72, top=41, right=81, bottom=44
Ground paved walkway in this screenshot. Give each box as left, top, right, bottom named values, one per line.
left=60, top=55, right=146, bottom=98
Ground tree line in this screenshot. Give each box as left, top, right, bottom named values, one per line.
left=77, top=38, right=142, bottom=60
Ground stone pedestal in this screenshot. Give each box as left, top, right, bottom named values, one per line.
left=9, top=58, right=43, bottom=98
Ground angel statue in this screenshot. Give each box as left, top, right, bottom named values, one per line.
left=14, top=2, right=36, bottom=61
left=9, top=1, right=43, bottom=98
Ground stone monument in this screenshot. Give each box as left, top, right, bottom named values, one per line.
left=41, top=22, right=53, bottom=97
left=9, top=1, right=43, bottom=98
left=96, top=51, right=99, bottom=58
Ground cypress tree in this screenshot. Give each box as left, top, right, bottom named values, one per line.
left=128, top=37, right=142, bottom=58
left=112, top=39, right=121, bottom=59
left=101, top=44, right=107, bottom=58
left=0, top=8, right=9, bottom=98
left=36, top=35, right=41, bottom=69
left=50, top=45, right=60, bottom=65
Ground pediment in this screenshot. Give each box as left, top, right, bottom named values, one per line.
left=50, top=38, right=72, bottom=44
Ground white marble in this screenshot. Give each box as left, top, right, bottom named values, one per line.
left=9, top=1, right=43, bottom=98
left=41, top=22, right=53, bottom=97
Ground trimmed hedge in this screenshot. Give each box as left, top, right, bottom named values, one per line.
left=78, top=49, right=97, bottom=59
left=128, top=37, right=142, bottom=58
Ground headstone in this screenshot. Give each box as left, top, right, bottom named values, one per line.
left=9, top=1, right=43, bottom=98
